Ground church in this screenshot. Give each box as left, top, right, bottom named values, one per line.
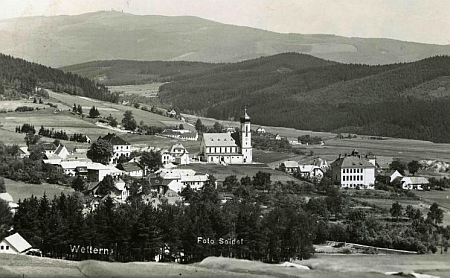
left=199, top=109, right=252, bottom=164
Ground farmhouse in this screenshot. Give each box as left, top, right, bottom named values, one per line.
left=100, top=133, right=131, bottom=165
left=0, top=233, right=32, bottom=254
left=298, top=165, right=324, bottom=181
left=280, top=161, right=300, bottom=173
left=161, top=144, right=190, bottom=166
left=256, top=126, right=266, bottom=134
left=118, top=161, right=144, bottom=178
left=199, top=109, right=252, bottom=164
left=401, top=176, right=429, bottom=190
left=18, top=146, right=30, bottom=158
left=330, top=150, right=376, bottom=189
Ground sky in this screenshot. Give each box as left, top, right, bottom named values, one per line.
left=1, top=0, right=449, bottom=45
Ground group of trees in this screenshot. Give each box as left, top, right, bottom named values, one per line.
left=72, top=103, right=83, bottom=115
left=0, top=141, right=70, bottom=184
left=15, top=123, right=36, bottom=134
left=298, top=135, right=322, bottom=145
left=0, top=53, right=119, bottom=103
left=70, top=133, right=89, bottom=143
left=89, top=106, right=100, bottom=118
left=389, top=160, right=422, bottom=176
left=38, top=126, right=69, bottom=141
left=122, top=111, right=137, bottom=131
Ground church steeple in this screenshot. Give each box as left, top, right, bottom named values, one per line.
left=240, top=108, right=252, bottom=163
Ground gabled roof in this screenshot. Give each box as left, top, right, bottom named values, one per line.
left=170, top=143, right=186, bottom=153
left=331, top=155, right=375, bottom=168
left=55, top=145, right=67, bottom=156
left=0, top=193, right=13, bottom=203
left=19, top=147, right=29, bottom=155
left=118, top=162, right=143, bottom=173
left=3, top=233, right=32, bottom=253
left=402, top=176, right=429, bottom=184
left=282, top=161, right=299, bottom=168
left=299, top=165, right=322, bottom=173
left=101, top=133, right=130, bottom=146
left=42, top=143, right=58, bottom=151
left=203, top=133, right=239, bottom=147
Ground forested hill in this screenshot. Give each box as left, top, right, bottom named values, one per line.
left=62, top=53, right=450, bottom=142
left=0, top=53, right=118, bottom=102
left=156, top=53, right=450, bottom=143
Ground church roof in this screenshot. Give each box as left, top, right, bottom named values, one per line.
left=203, top=133, right=239, bottom=147
left=240, top=108, right=251, bottom=123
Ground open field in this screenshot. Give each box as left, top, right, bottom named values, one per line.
left=1, top=253, right=449, bottom=278
left=0, top=109, right=111, bottom=146
left=179, top=163, right=299, bottom=183
left=4, top=178, right=75, bottom=202
left=48, top=90, right=188, bottom=129
left=0, top=100, right=49, bottom=111
left=109, top=83, right=164, bottom=97
left=183, top=113, right=450, bottom=164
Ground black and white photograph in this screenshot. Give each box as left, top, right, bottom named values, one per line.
left=0, top=0, right=449, bottom=277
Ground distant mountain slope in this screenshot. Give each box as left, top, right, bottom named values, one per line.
left=1, top=11, right=449, bottom=67
left=0, top=53, right=118, bottom=102
left=156, top=54, right=450, bottom=143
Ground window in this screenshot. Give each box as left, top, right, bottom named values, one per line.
left=1, top=246, right=3, bottom=250
left=6, top=246, right=9, bottom=250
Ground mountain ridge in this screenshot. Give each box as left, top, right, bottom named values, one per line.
left=1, top=11, right=449, bottom=67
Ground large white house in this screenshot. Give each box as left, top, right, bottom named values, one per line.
left=100, top=133, right=131, bottom=165
left=330, top=150, right=376, bottom=189
left=199, top=109, right=252, bottom=164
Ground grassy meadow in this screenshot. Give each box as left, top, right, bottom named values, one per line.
left=109, top=83, right=164, bottom=97
left=4, top=178, right=75, bottom=202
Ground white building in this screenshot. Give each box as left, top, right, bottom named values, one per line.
left=330, top=151, right=376, bottom=189
left=199, top=109, right=252, bottom=164
left=298, top=165, right=324, bottom=181
left=280, top=161, right=300, bottom=173
left=401, top=176, right=429, bottom=190
left=0, top=233, right=32, bottom=254
left=100, top=133, right=131, bottom=165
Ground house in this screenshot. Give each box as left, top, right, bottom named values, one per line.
left=401, top=176, right=429, bottom=190
left=42, top=143, right=58, bottom=158
left=298, top=165, right=324, bottom=181
left=87, top=162, right=122, bottom=182
left=280, top=161, right=300, bottom=173
left=199, top=109, right=252, bottom=164
left=18, top=147, right=30, bottom=158
left=88, top=177, right=129, bottom=202
left=378, top=170, right=403, bottom=183
left=169, top=143, right=190, bottom=165
left=153, top=168, right=211, bottom=192
left=100, top=133, right=131, bottom=165
left=54, top=144, right=70, bottom=159
left=274, top=134, right=282, bottom=140
left=313, top=157, right=329, bottom=171
left=330, top=150, right=376, bottom=189
left=256, top=126, right=266, bottom=134
left=167, top=109, right=177, bottom=117
left=161, top=129, right=198, bottom=141
left=0, top=233, right=32, bottom=254
left=118, top=161, right=144, bottom=178
left=225, top=127, right=236, bottom=133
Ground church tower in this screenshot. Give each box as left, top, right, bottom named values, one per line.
left=240, top=108, right=252, bottom=163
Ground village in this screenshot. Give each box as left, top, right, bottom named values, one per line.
left=1, top=105, right=445, bottom=259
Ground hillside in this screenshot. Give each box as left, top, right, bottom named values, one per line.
left=156, top=54, right=450, bottom=143
left=1, top=11, right=450, bottom=67
left=0, top=53, right=118, bottom=102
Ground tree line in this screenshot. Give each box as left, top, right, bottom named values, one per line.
left=0, top=53, right=119, bottom=103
